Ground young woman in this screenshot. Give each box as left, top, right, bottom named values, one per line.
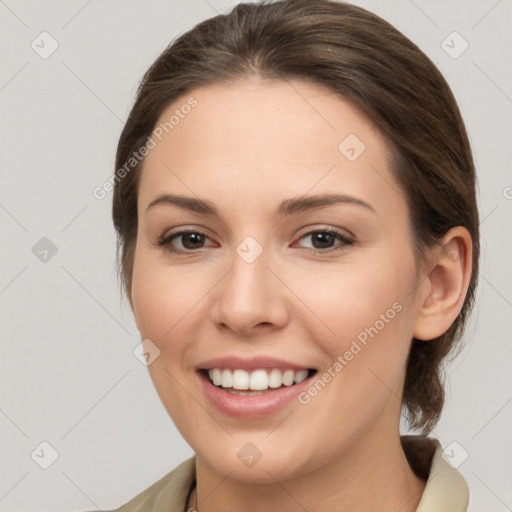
left=108, top=1, right=479, bottom=510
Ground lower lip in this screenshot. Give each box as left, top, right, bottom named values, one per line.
left=197, top=371, right=315, bottom=418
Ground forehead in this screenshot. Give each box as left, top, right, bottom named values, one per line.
left=138, top=78, right=404, bottom=217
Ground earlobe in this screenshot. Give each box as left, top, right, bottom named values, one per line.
left=413, top=227, right=473, bottom=341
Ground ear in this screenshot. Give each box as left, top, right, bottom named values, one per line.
left=413, top=226, right=473, bottom=341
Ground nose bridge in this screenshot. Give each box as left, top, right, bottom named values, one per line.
left=212, top=234, right=288, bottom=333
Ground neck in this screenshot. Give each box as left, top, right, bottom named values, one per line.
left=191, top=428, right=426, bottom=512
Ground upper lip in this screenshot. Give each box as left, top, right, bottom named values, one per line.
left=196, top=356, right=313, bottom=371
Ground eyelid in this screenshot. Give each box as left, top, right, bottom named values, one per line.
left=295, top=223, right=355, bottom=240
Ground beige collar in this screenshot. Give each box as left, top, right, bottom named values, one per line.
left=401, top=435, right=469, bottom=511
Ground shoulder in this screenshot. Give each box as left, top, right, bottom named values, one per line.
left=97, top=456, right=196, bottom=512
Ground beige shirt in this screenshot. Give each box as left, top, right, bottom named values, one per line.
left=104, top=435, right=470, bottom=512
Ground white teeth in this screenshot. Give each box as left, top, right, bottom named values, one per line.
left=294, top=369, right=309, bottom=384
left=268, top=368, right=282, bottom=388
left=282, top=369, right=295, bottom=386
left=206, top=368, right=312, bottom=391
left=212, top=368, right=222, bottom=386
left=232, top=369, right=249, bottom=390
left=249, top=369, right=268, bottom=390
left=221, top=369, right=233, bottom=388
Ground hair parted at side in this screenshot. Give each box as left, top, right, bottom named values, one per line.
left=112, top=0, right=479, bottom=434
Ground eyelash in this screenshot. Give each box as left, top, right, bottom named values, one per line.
left=157, top=228, right=355, bottom=255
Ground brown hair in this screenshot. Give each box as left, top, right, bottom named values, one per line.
left=112, top=0, right=479, bottom=434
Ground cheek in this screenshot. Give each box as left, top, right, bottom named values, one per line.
left=290, top=257, right=412, bottom=345
left=131, top=247, right=200, bottom=345
left=131, top=250, right=204, bottom=429
left=300, top=251, right=417, bottom=398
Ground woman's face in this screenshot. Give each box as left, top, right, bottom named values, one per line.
left=131, top=78, right=425, bottom=482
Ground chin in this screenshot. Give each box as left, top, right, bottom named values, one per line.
left=199, top=447, right=313, bottom=484
left=190, top=429, right=333, bottom=483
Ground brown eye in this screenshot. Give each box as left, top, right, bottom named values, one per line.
left=296, top=229, right=354, bottom=253
left=158, top=230, right=212, bottom=252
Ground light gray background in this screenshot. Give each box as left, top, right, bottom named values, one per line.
left=0, top=0, right=511, bottom=511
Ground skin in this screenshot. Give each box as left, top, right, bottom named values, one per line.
left=130, top=77, right=472, bottom=512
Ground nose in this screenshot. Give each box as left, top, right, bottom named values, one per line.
left=210, top=247, right=290, bottom=337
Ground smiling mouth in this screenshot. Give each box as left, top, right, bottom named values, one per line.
left=201, top=368, right=317, bottom=395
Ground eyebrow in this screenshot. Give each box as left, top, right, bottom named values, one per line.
left=145, top=193, right=376, bottom=217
